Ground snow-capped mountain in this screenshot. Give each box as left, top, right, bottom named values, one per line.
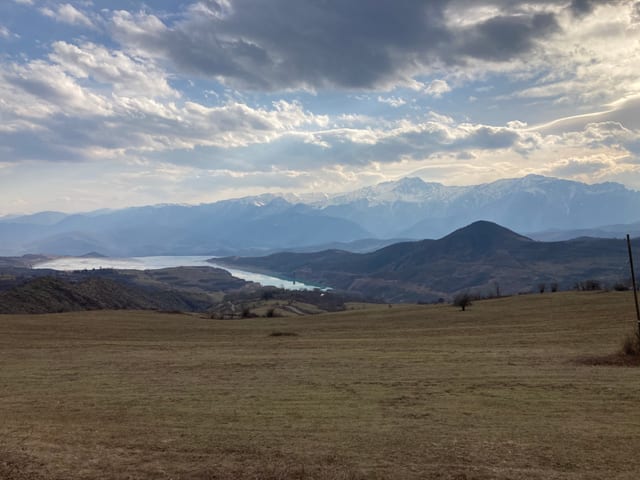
left=315, top=174, right=640, bottom=238
left=318, top=177, right=468, bottom=206
left=1, top=174, right=640, bottom=256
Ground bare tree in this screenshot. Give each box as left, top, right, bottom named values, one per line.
left=453, top=292, right=472, bottom=311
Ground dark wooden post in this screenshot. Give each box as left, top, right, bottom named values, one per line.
left=626, top=234, right=640, bottom=339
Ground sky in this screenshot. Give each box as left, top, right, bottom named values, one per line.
left=1, top=0, right=640, bottom=214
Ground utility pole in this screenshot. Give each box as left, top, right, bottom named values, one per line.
left=626, top=234, right=640, bottom=339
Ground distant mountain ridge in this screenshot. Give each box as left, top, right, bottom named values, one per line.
left=1, top=174, right=640, bottom=256
left=215, top=221, right=636, bottom=302
left=314, top=174, right=640, bottom=238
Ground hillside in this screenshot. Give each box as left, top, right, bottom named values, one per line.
left=0, top=263, right=360, bottom=315
left=215, top=221, right=637, bottom=302
left=0, top=266, right=250, bottom=314
left=2, top=292, right=639, bottom=479
left=0, top=276, right=216, bottom=314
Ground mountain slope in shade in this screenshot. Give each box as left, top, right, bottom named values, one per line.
left=0, top=198, right=370, bottom=256
left=215, top=221, right=636, bottom=302
left=529, top=221, right=640, bottom=241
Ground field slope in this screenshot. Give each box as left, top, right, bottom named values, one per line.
left=1, top=291, right=639, bottom=479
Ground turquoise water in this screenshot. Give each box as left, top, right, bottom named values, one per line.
left=34, top=255, right=321, bottom=291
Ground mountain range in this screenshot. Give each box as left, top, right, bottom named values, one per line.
left=2, top=174, right=640, bottom=256
left=214, top=221, right=637, bottom=302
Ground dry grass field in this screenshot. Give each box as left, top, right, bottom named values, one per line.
left=1, top=291, right=639, bottom=479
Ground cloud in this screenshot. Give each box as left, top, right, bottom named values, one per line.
left=2, top=60, right=111, bottom=118
left=0, top=45, right=327, bottom=163
left=549, top=156, right=613, bottom=177
left=507, top=2, right=640, bottom=110
left=377, top=96, right=406, bottom=108
left=454, top=12, right=559, bottom=62
left=40, top=3, right=94, bottom=28
left=0, top=37, right=545, bottom=174
left=424, top=79, right=451, bottom=98
left=108, top=0, right=568, bottom=91
left=569, top=0, right=598, bottom=17
left=0, top=26, right=10, bottom=38
left=49, top=41, right=177, bottom=98
left=534, top=96, right=640, bottom=133
left=206, top=115, right=541, bottom=173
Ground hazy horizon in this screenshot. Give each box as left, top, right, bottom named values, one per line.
left=1, top=172, right=637, bottom=217
left=1, top=1, right=639, bottom=215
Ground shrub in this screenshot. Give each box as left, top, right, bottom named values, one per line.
left=575, top=280, right=602, bottom=291
left=261, top=290, right=275, bottom=300
left=613, top=282, right=630, bottom=292
left=621, top=333, right=640, bottom=356
left=269, top=331, right=298, bottom=337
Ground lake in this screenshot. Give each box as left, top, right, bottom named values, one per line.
left=33, top=255, right=322, bottom=291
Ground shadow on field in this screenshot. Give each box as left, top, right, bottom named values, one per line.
left=576, top=333, right=640, bottom=367
left=576, top=354, right=640, bottom=367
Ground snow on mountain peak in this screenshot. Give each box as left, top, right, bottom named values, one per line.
left=317, top=177, right=469, bottom=206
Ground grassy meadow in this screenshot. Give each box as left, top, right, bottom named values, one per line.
left=1, top=291, right=639, bottom=479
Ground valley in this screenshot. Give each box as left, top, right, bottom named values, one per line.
left=4, top=3, right=640, bottom=479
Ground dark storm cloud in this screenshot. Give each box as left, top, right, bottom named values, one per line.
left=569, top=0, right=597, bottom=16
left=111, top=0, right=577, bottom=91
left=455, top=13, right=559, bottom=62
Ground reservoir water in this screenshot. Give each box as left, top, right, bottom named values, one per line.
left=34, top=255, right=321, bottom=291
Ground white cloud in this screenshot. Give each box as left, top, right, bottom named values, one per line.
left=0, top=47, right=328, bottom=162
left=2, top=60, right=112, bottom=118
left=509, top=3, right=640, bottom=108
left=377, top=96, right=406, bottom=108
left=40, top=3, right=94, bottom=28
left=0, top=26, right=10, bottom=38
left=49, top=41, right=177, bottom=98
left=424, top=79, right=451, bottom=98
